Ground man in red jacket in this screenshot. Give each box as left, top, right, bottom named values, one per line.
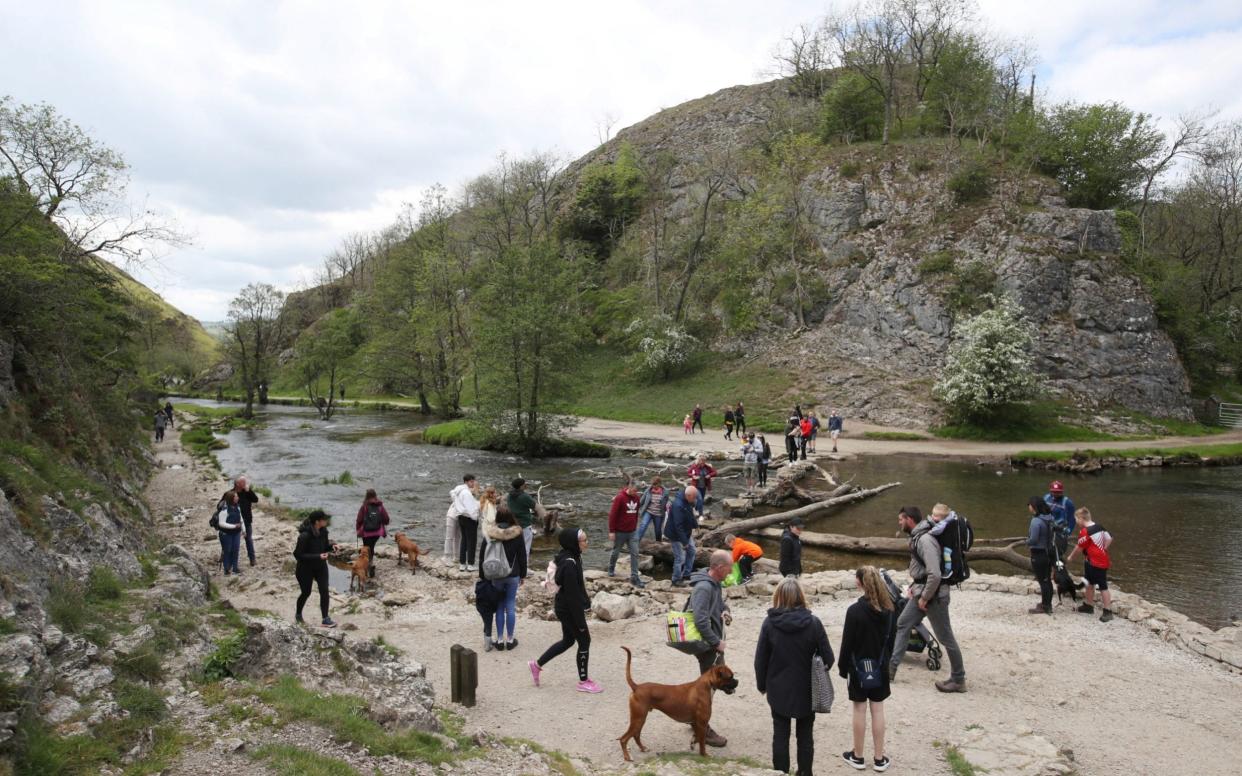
left=608, top=482, right=644, bottom=588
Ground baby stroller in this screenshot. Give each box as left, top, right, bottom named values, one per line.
left=880, top=569, right=943, bottom=671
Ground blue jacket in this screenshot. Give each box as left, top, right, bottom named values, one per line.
left=1043, top=494, right=1076, bottom=536
left=665, top=489, right=698, bottom=543
left=828, top=415, right=843, bottom=432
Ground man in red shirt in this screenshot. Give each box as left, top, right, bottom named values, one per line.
left=1065, top=507, right=1114, bottom=622
left=607, top=482, right=644, bottom=588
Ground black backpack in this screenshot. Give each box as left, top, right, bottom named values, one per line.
left=363, top=503, right=383, bottom=533
left=933, top=515, right=974, bottom=586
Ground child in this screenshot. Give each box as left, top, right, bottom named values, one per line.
left=683, top=414, right=693, bottom=434
left=1065, top=507, right=1114, bottom=622
left=726, top=533, right=764, bottom=582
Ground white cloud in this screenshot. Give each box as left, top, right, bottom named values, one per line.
left=3, top=0, right=1240, bottom=319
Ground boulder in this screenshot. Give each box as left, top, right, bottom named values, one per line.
left=591, top=592, right=637, bottom=622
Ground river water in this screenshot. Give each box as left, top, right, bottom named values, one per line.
left=195, top=400, right=1242, bottom=628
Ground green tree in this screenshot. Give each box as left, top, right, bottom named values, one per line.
left=933, top=296, right=1038, bottom=419
left=292, top=308, right=361, bottom=420
left=818, top=71, right=885, bottom=143
left=1035, top=102, right=1165, bottom=209
left=564, top=142, right=644, bottom=258
left=224, top=283, right=285, bottom=418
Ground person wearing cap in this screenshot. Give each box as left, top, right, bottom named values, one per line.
left=780, top=518, right=804, bottom=577
left=507, top=477, right=537, bottom=560
left=1043, top=481, right=1077, bottom=557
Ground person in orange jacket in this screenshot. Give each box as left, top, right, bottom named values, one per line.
left=726, top=534, right=763, bottom=581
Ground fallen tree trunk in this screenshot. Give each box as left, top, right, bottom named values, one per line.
left=639, top=540, right=780, bottom=574
left=752, top=529, right=1033, bottom=572
left=698, top=482, right=901, bottom=546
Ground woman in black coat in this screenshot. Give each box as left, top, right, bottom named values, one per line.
left=529, top=528, right=602, bottom=693
left=754, top=577, right=834, bottom=776
left=838, top=566, right=896, bottom=772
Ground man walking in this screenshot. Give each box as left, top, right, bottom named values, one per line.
left=154, top=409, right=167, bottom=442
left=692, top=404, right=704, bottom=434
left=827, top=411, right=843, bottom=453
left=508, top=477, right=537, bottom=560
left=666, top=485, right=699, bottom=587
left=234, top=476, right=261, bottom=566
left=607, top=480, right=644, bottom=588
left=888, top=504, right=966, bottom=692
left=734, top=402, right=747, bottom=435
left=779, top=517, right=803, bottom=577
left=687, top=550, right=733, bottom=748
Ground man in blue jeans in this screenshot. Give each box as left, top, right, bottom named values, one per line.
left=666, top=486, right=699, bottom=587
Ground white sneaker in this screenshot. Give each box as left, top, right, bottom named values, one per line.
left=466, top=564, right=477, bottom=572
left=459, top=563, right=466, bottom=572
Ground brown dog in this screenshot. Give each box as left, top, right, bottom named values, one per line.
left=617, top=646, right=739, bottom=761
left=348, top=546, right=371, bottom=593
left=393, top=532, right=429, bottom=574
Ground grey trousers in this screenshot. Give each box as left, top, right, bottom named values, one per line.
left=608, top=530, right=640, bottom=580
left=888, top=593, right=965, bottom=683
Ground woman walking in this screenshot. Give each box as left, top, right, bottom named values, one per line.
left=1026, top=496, right=1056, bottom=615
left=479, top=506, right=527, bottom=651
left=355, top=489, right=390, bottom=579
left=529, top=528, right=601, bottom=693
left=217, top=490, right=244, bottom=576
left=754, top=577, right=834, bottom=776
left=839, top=566, right=895, bottom=772
left=293, top=509, right=341, bottom=628
left=636, top=476, right=668, bottom=542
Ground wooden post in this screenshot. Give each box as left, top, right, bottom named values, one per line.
left=450, top=644, right=464, bottom=703
left=460, top=647, right=477, bottom=708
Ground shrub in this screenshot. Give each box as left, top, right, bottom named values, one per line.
left=624, top=315, right=699, bottom=383
left=1034, top=102, right=1163, bottom=209
left=918, top=251, right=956, bottom=275
left=202, top=632, right=246, bottom=682
left=947, top=163, right=991, bottom=203
left=818, top=72, right=884, bottom=144
left=838, top=161, right=861, bottom=178
left=86, top=567, right=123, bottom=601
left=934, top=296, right=1037, bottom=420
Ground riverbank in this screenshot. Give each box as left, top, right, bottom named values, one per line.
left=147, top=425, right=1242, bottom=776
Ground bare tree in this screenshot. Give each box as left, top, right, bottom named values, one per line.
left=225, top=283, right=286, bottom=418
left=825, top=0, right=906, bottom=145
left=770, top=23, right=835, bottom=100
left=1136, top=110, right=1217, bottom=255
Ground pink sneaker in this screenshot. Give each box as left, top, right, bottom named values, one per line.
left=576, top=679, right=603, bottom=694
left=528, top=660, right=541, bottom=687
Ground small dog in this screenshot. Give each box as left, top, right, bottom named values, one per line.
left=1055, top=563, right=1085, bottom=604
left=393, top=532, right=429, bottom=574
left=349, top=546, right=371, bottom=593
left=617, top=646, right=738, bottom=761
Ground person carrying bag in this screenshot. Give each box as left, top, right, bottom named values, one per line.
left=839, top=566, right=896, bottom=772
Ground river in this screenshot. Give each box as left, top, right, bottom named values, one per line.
left=194, top=400, right=1242, bottom=629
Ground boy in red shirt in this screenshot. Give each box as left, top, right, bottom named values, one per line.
left=725, top=534, right=763, bottom=582
left=1065, top=507, right=1114, bottom=622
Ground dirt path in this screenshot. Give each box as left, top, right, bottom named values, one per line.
left=147, top=423, right=1242, bottom=776
left=566, top=415, right=1242, bottom=459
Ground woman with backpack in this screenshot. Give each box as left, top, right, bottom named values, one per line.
left=529, top=528, right=601, bottom=693
left=1026, top=496, right=1056, bottom=615
left=754, top=577, right=834, bottom=776
left=479, top=505, right=527, bottom=651
left=293, top=509, right=341, bottom=628
left=217, top=490, right=244, bottom=576
left=839, top=566, right=895, bottom=772
left=355, top=489, right=390, bottom=580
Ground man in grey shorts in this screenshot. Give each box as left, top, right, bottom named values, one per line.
left=889, top=503, right=966, bottom=693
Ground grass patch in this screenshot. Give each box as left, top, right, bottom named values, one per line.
left=862, top=431, right=930, bottom=441
left=321, top=470, right=355, bottom=486
left=372, top=635, right=401, bottom=658
left=0, top=618, right=18, bottom=636
left=254, top=675, right=462, bottom=764
left=943, top=743, right=979, bottom=776
left=422, top=419, right=610, bottom=458
left=251, top=744, right=359, bottom=776
left=503, top=738, right=579, bottom=776
left=1014, top=442, right=1242, bottom=462
left=933, top=402, right=1123, bottom=443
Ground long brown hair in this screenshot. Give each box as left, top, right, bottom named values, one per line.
left=856, top=566, right=894, bottom=612
left=479, top=486, right=499, bottom=511
left=771, top=577, right=808, bottom=610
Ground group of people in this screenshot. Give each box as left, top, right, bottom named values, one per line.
left=153, top=401, right=174, bottom=442
left=783, top=407, right=844, bottom=461
left=1026, top=480, right=1114, bottom=621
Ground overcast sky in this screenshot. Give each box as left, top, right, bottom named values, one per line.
left=3, top=0, right=1240, bottom=321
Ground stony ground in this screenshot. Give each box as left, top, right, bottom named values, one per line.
left=147, top=421, right=1242, bottom=776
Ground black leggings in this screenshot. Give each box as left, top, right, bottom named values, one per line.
left=758, top=461, right=768, bottom=487
left=362, top=535, right=379, bottom=577
left=786, top=437, right=798, bottom=462
left=296, top=562, right=330, bottom=620
left=538, top=608, right=591, bottom=680
left=1031, top=550, right=1053, bottom=609
left=739, top=555, right=755, bottom=579
left=457, top=515, right=478, bottom=565
left=772, top=713, right=814, bottom=776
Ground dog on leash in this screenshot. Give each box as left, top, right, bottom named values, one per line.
left=617, top=646, right=738, bottom=761
left=349, top=546, right=371, bottom=593
left=393, top=532, right=429, bottom=574
left=1054, top=562, right=1085, bottom=604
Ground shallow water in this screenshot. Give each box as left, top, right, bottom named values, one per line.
left=194, top=400, right=1242, bottom=628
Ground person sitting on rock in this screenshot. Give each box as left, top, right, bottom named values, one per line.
left=726, top=534, right=764, bottom=582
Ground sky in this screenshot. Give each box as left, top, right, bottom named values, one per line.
left=2, top=0, right=1241, bottom=321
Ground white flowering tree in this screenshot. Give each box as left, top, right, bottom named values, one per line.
left=625, top=314, right=699, bottom=382
left=934, top=296, right=1038, bottom=419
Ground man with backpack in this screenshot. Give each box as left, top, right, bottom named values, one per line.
left=887, top=504, right=967, bottom=693
left=234, top=476, right=261, bottom=567
left=1043, top=481, right=1077, bottom=556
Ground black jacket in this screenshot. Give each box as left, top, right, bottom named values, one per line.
left=754, top=607, right=834, bottom=719
left=838, top=596, right=895, bottom=682
left=779, top=528, right=802, bottom=577
left=293, top=519, right=331, bottom=567
left=236, top=488, right=259, bottom=524
left=552, top=527, right=588, bottom=613
left=478, top=521, right=528, bottom=580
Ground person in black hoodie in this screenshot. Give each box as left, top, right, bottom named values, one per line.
left=1026, top=496, right=1056, bottom=615
left=529, top=528, right=602, bottom=693
left=293, top=510, right=341, bottom=628
left=838, top=566, right=896, bottom=772
left=754, top=577, right=833, bottom=776
left=479, top=506, right=528, bottom=652
left=779, top=518, right=804, bottom=577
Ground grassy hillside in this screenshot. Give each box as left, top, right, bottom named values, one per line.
left=99, top=261, right=220, bottom=375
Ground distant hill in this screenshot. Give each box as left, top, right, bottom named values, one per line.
left=97, top=261, right=220, bottom=374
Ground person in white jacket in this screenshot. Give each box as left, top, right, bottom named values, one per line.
left=448, top=474, right=480, bottom=571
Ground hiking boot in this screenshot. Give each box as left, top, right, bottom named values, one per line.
left=935, top=679, right=967, bottom=693
left=528, top=660, right=542, bottom=687
left=631, top=578, right=645, bottom=589
left=1028, top=605, right=1050, bottom=615
left=1077, top=603, right=1094, bottom=614
left=576, top=679, right=603, bottom=694
left=841, top=750, right=865, bottom=770
left=672, top=579, right=688, bottom=588
left=1100, top=609, right=1114, bottom=623
left=874, top=755, right=891, bottom=772
left=704, top=727, right=726, bottom=748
